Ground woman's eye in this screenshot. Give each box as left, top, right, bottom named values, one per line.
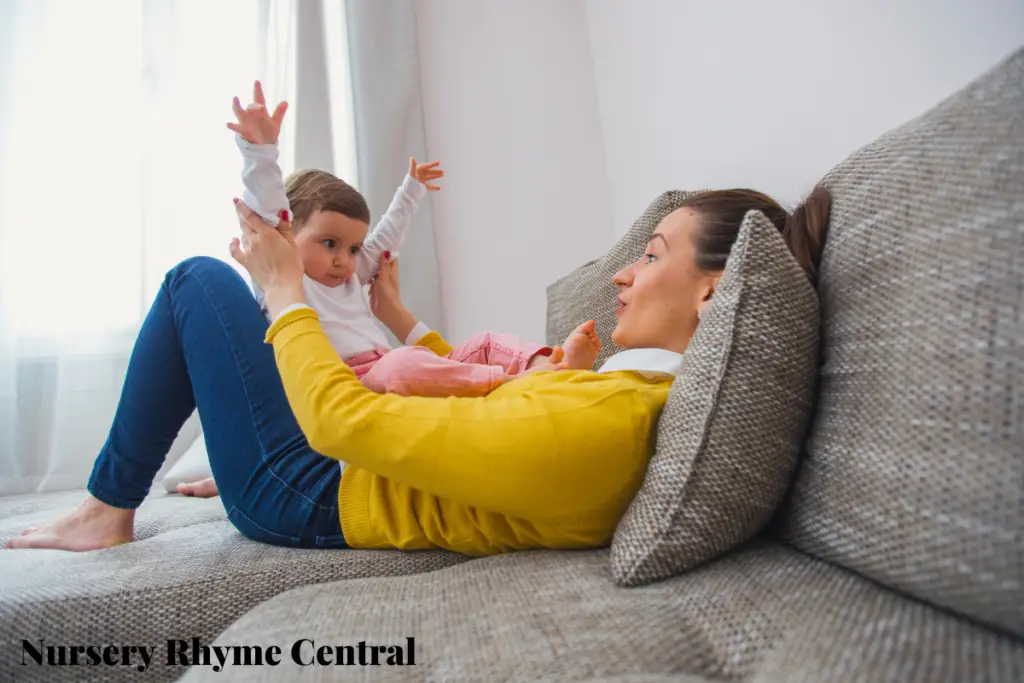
left=323, top=240, right=336, bottom=249
left=644, top=253, right=657, bottom=264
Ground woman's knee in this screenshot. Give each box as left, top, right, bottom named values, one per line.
left=164, top=256, right=248, bottom=294
left=167, top=255, right=235, bottom=280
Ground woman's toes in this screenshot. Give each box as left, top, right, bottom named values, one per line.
left=177, top=478, right=219, bottom=498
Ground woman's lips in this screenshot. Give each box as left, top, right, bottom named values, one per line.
left=616, top=299, right=627, bottom=317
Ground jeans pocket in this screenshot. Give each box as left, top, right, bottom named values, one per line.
left=227, top=505, right=303, bottom=548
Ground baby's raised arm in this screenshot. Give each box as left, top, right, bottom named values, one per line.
left=228, top=81, right=290, bottom=227
left=354, top=159, right=443, bottom=284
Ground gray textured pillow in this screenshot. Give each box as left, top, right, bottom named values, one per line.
left=546, top=190, right=703, bottom=367
left=778, top=48, right=1024, bottom=636
left=610, top=210, right=820, bottom=587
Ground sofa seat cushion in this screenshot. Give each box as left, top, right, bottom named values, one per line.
left=779, top=47, right=1024, bottom=636
left=0, top=490, right=469, bottom=683
left=182, top=541, right=1021, bottom=683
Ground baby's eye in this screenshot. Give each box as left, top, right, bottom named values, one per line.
left=643, top=253, right=657, bottom=264
left=323, top=239, right=337, bottom=249
left=349, top=245, right=361, bottom=255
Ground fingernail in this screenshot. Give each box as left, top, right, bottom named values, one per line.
left=232, top=197, right=239, bottom=204
left=280, top=209, right=289, bottom=221
left=384, top=251, right=391, bottom=260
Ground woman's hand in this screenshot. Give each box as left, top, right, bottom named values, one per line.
left=229, top=200, right=306, bottom=318
left=369, top=253, right=418, bottom=341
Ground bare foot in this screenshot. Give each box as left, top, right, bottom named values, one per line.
left=4, top=497, right=135, bottom=551
left=558, top=320, right=601, bottom=370
left=176, top=478, right=219, bottom=498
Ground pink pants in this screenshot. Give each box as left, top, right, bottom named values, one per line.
left=348, top=332, right=551, bottom=398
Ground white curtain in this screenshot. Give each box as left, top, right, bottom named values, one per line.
left=340, top=0, right=446, bottom=345
left=0, top=0, right=301, bottom=497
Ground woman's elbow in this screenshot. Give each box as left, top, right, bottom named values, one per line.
left=302, top=423, right=346, bottom=460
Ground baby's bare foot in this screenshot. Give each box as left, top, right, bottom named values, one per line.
left=560, top=320, right=601, bottom=370
left=176, top=478, right=219, bottom=498
left=4, top=497, right=134, bottom=551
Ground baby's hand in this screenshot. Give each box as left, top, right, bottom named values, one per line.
left=409, top=158, right=443, bottom=191
left=227, top=80, right=288, bottom=145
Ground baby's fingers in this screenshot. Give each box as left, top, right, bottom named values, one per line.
left=232, top=96, right=245, bottom=119
left=271, top=101, right=288, bottom=125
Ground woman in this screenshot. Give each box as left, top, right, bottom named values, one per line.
left=6, top=187, right=830, bottom=554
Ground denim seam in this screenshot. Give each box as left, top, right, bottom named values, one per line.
left=179, top=262, right=335, bottom=511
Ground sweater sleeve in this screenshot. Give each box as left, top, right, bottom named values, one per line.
left=411, top=330, right=454, bottom=356
left=354, top=174, right=427, bottom=284
left=266, top=308, right=652, bottom=519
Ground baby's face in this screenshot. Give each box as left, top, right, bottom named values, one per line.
left=294, top=210, right=369, bottom=287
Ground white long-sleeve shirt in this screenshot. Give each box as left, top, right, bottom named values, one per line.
left=237, top=137, right=430, bottom=357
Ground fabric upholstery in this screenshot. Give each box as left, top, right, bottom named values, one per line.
left=182, top=542, right=1023, bottom=682
left=0, top=490, right=468, bottom=683
left=611, top=210, right=820, bottom=586
left=778, top=47, right=1024, bottom=636
left=545, top=190, right=702, bottom=366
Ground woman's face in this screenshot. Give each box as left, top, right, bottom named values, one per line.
left=611, top=207, right=720, bottom=353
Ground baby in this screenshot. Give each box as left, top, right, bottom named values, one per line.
left=229, top=81, right=599, bottom=399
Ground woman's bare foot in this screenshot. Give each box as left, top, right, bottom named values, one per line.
left=558, top=320, right=601, bottom=370
left=4, top=496, right=135, bottom=551
left=176, top=478, right=219, bottom=498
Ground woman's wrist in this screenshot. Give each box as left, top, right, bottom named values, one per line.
left=263, top=281, right=307, bottom=320
left=379, top=305, right=419, bottom=343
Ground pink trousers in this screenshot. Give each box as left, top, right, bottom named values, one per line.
left=347, top=332, right=551, bottom=398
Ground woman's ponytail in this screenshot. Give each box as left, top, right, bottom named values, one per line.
left=683, top=184, right=832, bottom=288
left=782, top=185, right=832, bottom=286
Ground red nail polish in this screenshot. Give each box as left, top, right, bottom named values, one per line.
left=279, top=209, right=289, bottom=221
left=384, top=251, right=391, bottom=260
left=232, top=197, right=239, bottom=204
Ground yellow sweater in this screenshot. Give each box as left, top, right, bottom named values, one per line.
left=266, top=307, right=673, bottom=556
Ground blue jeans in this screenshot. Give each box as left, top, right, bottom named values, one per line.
left=87, top=256, right=347, bottom=549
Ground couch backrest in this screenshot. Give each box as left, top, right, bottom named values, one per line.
left=778, top=48, right=1023, bottom=637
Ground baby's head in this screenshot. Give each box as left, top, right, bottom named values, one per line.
left=285, top=169, right=370, bottom=287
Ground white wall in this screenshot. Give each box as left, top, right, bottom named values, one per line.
left=415, top=0, right=613, bottom=343
left=586, top=0, right=1024, bottom=234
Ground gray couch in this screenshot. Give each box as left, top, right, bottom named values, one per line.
left=2, top=48, right=1021, bottom=683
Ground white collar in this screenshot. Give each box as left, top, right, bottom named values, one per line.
left=597, top=348, right=683, bottom=376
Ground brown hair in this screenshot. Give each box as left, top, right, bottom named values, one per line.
left=682, top=185, right=832, bottom=285
left=284, top=169, right=371, bottom=229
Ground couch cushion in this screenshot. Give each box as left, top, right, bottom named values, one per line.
left=610, top=210, right=819, bottom=586
left=0, top=490, right=469, bottom=683
left=180, top=542, right=1022, bottom=683
left=778, top=48, right=1024, bottom=636
left=545, top=190, right=702, bottom=365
